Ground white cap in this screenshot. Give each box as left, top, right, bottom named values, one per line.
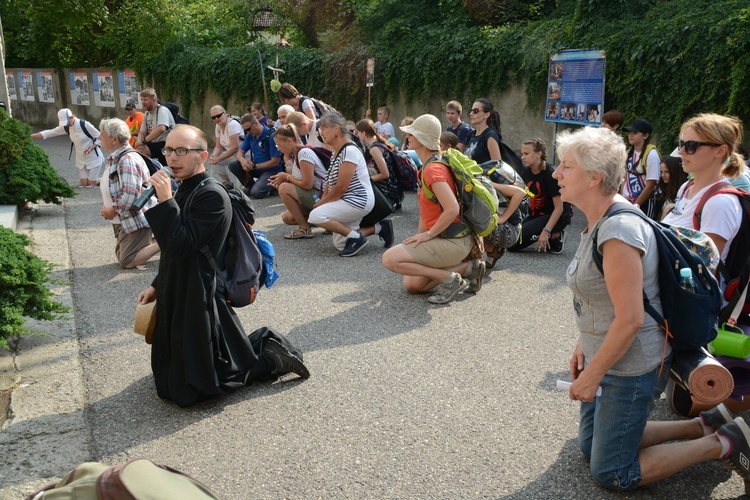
left=58, top=108, right=72, bottom=127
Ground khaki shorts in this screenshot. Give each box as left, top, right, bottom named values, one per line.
left=113, top=224, right=154, bottom=268
left=296, top=185, right=318, bottom=212
left=402, top=234, right=473, bottom=269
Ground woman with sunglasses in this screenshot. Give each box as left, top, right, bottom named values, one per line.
left=662, top=113, right=744, bottom=263
left=208, top=105, right=244, bottom=189
left=463, top=98, right=502, bottom=164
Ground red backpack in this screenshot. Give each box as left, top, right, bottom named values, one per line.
left=692, top=181, right=750, bottom=324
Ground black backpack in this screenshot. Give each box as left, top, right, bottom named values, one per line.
left=159, top=102, right=189, bottom=125
left=187, top=178, right=265, bottom=308
left=592, top=203, right=722, bottom=351
left=64, top=119, right=99, bottom=160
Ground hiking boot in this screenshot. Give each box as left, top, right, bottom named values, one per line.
left=339, top=233, right=369, bottom=257
left=428, top=272, right=469, bottom=304
left=264, top=338, right=310, bottom=379
left=379, top=219, right=394, bottom=248
left=549, top=230, right=565, bottom=254
left=465, top=259, right=486, bottom=293
left=718, top=417, right=750, bottom=475
left=700, top=403, right=733, bottom=433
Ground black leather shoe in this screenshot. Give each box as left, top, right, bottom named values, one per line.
left=264, top=338, right=310, bottom=379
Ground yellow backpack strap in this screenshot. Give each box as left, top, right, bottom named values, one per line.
left=420, top=157, right=449, bottom=202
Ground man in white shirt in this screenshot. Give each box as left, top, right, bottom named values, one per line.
left=135, top=88, right=175, bottom=165
left=31, top=108, right=102, bottom=187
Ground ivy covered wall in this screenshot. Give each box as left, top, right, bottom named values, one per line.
left=144, top=0, right=750, bottom=153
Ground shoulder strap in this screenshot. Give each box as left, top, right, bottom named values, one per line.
left=641, top=144, right=659, bottom=167
left=420, top=156, right=451, bottom=201
left=693, top=181, right=734, bottom=229
left=591, top=202, right=665, bottom=327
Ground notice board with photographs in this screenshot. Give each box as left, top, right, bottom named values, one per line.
left=544, top=49, right=606, bottom=127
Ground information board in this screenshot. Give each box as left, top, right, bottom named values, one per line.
left=544, top=49, right=605, bottom=126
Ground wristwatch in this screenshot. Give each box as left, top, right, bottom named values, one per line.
left=543, top=227, right=552, bottom=235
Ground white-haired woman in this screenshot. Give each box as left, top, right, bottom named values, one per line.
left=207, top=104, right=243, bottom=188
left=308, top=113, right=374, bottom=256
left=382, top=114, right=484, bottom=304
left=554, top=125, right=750, bottom=491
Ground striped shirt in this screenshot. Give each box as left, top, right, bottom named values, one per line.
left=293, top=147, right=328, bottom=193
left=326, top=143, right=373, bottom=210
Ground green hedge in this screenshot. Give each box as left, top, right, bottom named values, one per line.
left=0, top=110, right=76, bottom=206
left=0, top=227, right=69, bottom=349
left=144, top=0, right=750, bottom=151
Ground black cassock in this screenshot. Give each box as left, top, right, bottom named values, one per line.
left=145, top=172, right=271, bottom=406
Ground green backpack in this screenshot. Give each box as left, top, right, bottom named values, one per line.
left=421, top=148, right=499, bottom=238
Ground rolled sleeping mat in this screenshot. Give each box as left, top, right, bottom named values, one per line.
left=671, top=347, right=734, bottom=406
left=667, top=377, right=750, bottom=417
left=714, top=353, right=750, bottom=399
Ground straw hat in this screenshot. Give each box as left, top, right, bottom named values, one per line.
left=134, top=300, right=157, bottom=344
left=399, top=114, right=441, bottom=150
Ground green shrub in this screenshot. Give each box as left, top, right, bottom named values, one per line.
left=0, top=227, right=69, bottom=349
left=0, top=110, right=76, bottom=206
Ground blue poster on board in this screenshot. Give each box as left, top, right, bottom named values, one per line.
left=545, top=49, right=605, bottom=126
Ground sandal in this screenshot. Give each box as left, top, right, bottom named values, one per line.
left=284, top=227, right=313, bottom=239
left=485, top=245, right=506, bottom=269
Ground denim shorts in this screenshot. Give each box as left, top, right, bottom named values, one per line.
left=578, top=359, right=671, bottom=491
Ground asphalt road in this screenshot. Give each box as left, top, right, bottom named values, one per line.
left=2, top=134, right=748, bottom=498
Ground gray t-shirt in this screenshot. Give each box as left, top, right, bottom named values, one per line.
left=566, top=212, right=668, bottom=376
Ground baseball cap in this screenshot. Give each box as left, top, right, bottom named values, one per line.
left=125, top=101, right=136, bottom=110
left=623, top=118, right=653, bottom=135
left=57, top=108, right=72, bottom=127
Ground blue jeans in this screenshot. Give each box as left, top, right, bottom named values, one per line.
left=228, top=160, right=277, bottom=199
left=578, top=360, right=671, bottom=491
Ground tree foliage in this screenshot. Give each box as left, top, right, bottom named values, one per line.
left=3, top=0, right=749, bottom=151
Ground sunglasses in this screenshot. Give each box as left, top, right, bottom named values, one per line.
left=678, top=139, right=720, bottom=155
left=162, top=147, right=204, bottom=156
left=470, top=108, right=483, bottom=114
left=211, top=112, right=224, bottom=120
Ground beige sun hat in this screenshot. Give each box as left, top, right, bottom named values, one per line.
left=134, top=300, right=157, bottom=344
left=399, top=114, right=441, bottom=151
